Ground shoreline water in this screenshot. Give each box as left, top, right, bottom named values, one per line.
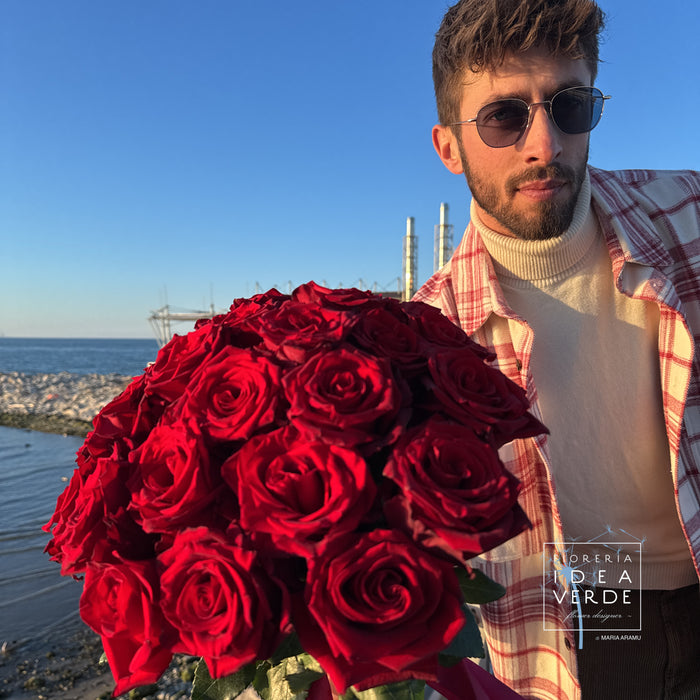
left=0, top=421, right=199, bottom=700
left=0, top=341, right=207, bottom=699
left=0, top=362, right=198, bottom=699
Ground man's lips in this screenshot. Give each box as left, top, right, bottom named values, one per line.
left=516, top=179, right=567, bottom=200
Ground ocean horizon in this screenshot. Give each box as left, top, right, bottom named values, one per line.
left=0, top=337, right=159, bottom=376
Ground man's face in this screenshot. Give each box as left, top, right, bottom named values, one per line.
left=434, top=46, right=593, bottom=240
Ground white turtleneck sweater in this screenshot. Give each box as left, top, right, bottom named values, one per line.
left=473, top=173, right=696, bottom=589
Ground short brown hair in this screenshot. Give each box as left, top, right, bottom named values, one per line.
left=433, top=0, right=606, bottom=125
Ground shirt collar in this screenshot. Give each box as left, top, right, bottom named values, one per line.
left=589, top=165, right=673, bottom=270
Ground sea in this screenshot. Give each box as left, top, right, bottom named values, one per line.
left=0, top=337, right=159, bottom=376
left=0, top=338, right=159, bottom=646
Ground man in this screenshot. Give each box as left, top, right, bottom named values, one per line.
left=414, top=1, right=700, bottom=698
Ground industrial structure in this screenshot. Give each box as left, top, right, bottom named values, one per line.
left=401, top=201, right=453, bottom=301
left=434, top=202, right=454, bottom=273
left=148, top=303, right=218, bottom=348
left=402, top=216, right=418, bottom=301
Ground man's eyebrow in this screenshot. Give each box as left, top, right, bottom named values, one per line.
left=471, top=80, right=591, bottom=106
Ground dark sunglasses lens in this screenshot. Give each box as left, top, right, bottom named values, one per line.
left=475, top=100, right=529, bottom=147
left=552, top=87, right=604, bottom=134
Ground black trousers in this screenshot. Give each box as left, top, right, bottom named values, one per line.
left=576, top=584, right=700, bottom=700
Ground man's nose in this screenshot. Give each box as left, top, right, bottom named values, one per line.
left=519, top=103, right=563, bottom=163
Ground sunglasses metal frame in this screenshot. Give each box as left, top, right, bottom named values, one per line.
left=449, top=86, right=611, bottom=148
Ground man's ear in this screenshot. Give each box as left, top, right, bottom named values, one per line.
left=432, top=124, right=464, bottom=175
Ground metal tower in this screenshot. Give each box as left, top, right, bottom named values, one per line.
left=433, top=202, right=454, bottom=272
left=402, top=216, right=417, bottom=301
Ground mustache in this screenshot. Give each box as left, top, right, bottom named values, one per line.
left=507, top=164, right=577, bottom=191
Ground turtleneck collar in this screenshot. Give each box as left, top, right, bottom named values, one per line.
left=473, top=170, right=598, bottom=285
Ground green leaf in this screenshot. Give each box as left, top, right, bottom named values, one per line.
left=297, top=654, right=324, bottom=674
left=266, top=660, right=302, bottom=700
left=191, top=658, right=257, bottom=700
left=456, top=566, right=506, bottom=604
left=285, top=669, right=326, bottom=693
left=439, top=605, right=484, bottom=664
left=339, top=679, right=426, bottom=700
left=269, top=632, right=305, bottom=666
left=253, top=661, right=272, bottom=700
left=264, top=654, right=325, bottom=700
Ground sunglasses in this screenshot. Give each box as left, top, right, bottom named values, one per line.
left=450, top=86, right=611, bottom=148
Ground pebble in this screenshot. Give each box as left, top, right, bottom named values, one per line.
left=0, top=371, right=132, bottom=424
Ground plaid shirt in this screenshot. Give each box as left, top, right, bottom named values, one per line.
left=413, top=166, right=700, bottom=700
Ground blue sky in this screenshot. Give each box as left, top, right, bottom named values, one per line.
left=2, top=0, right=698, bottom=338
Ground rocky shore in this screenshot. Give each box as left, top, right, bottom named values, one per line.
left=0, top=372, right=133, bottom=437
left=0, top=619, right=261, bottom=700
left=0, top=621, right=198, bottom=700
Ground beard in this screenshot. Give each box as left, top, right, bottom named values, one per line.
left=457, top=140, right=588, bottom=241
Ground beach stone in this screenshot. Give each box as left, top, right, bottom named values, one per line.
left=0, top=371, right=133, bottom=436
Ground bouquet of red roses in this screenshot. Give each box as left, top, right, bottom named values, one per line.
left=44, top=282, right=544, bottom=700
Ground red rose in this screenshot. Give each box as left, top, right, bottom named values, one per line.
left=79, top=559, right=173, bottom=697
left=80, top=373, right=151, bottom=465
left=158, top=527, right=290, bottom=678
left=171, top=345, right=282, bottom=442
left=127, top=422, right=217, bottom=533
left=283, top=345, right=407, bottom=452
left=227, top=288, right=290, bottom=321
left=195, top=289, right=291, bottom=345
left=253, top=300, right=349, bottom=364
left=144, top=322, right=224, bottom=403
left=221, top=289, right=290, bottom=331
left=348, top=307, right=426, bottom=375
left=292, top=281, right=385, bottom=310
left=427, top=349, right=546, bottom=446
left=44, top=454, right=152, bottom=575
left=44, top=467, right=102, bottom=576
left=221, top=427, right=376, bottom=557
left=401, top=302, right=494, bottom=359
left=293, top=530, right=465, bottom=693
left=383, top=419, right=530, bottom=562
